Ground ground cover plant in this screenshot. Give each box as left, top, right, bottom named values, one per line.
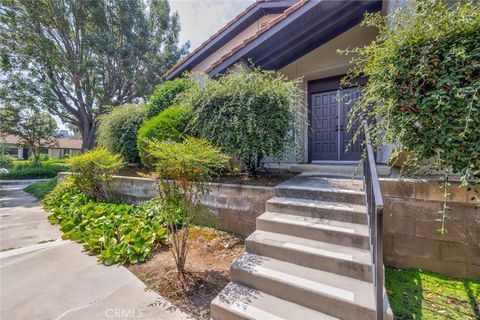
left=188, top=67, right=305, bottom=174
left=147, top=137, right=230, bottom=274
left=342, top=0, right=480, bottom=232
left=385, top=267, right=480, bottom=319
left=43, top=180, right=167, bottom=265
left=24, top=178, right=57, bottom=199
left=98, top=104, right=146, bottom=164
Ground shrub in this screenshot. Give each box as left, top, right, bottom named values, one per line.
left=137, top=104, right=192, bottom=167
left=0, top=154, right=15, bottom=168
left=145, top=77, right=194, bottom=119
left=43, top=181, right=167, bottom=265
left=97, top=104, right=146, bottom=163
left=29, top=153, right=49, bottom=162
left=188, top=68, right=305, bottom=173
left=67, top=148, right=124, bottom=201
left=147, top=137, right=230, bottom=273
left=341, top=0, right=480, bottom=232
left=0, top=163, right=67, bottom=179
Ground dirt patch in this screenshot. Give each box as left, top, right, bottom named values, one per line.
left=118, top=166, right=296, bottom=187
left=129, top=226, right=245, bottom=319
left=212, top=170, right=296, bottom=186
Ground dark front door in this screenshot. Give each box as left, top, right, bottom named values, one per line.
left=311, top=88, right=362, bottom=161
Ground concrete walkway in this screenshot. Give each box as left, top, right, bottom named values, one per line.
left=0, top=181, right=190, bottom=320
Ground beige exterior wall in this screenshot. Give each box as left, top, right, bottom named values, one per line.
left=192, top=14, right=281, bottom=73
left=278, top=24, right=378, bottom=81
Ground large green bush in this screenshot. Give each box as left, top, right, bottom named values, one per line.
left=43, top=181, right=167, bottom=265
left=67, top=148, right=124, bottom=201
left=188, top=68, right=304, bottom=173
left=342, top=0, right=480, bottom=233
left=98, top=104, right=146, bottom=164
left=137, top=104, right=192, bottom=167
left=147, top=137, right=230, bottom=273
left=144, top=77, right=193, bottom=119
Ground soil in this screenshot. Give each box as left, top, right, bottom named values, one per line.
left=128, top=226, right=245, bottom=319
left=212, top=170, right=296, bottom=186
left=118, top=167, right=296, bottom=187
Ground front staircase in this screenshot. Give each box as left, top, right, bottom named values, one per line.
left=211, top=174, right=393, bottom=320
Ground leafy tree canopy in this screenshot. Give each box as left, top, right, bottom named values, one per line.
left=0, top=0, right=188, bottom=150
left=342, top=0, right=480, bottom=186
left=0, top=104, right=57, bottom=166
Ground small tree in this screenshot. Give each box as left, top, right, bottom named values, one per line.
left=0, top=105, right=57, bottom=166
left=67, top=148, right=124, bottom=201
left=146, top=137, right=230, bottom=273
left=188, top=68, right=305, bottom=174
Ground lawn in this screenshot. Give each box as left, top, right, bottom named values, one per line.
left=24, top=178, right=57, bottom=199
left=386, top=267, right=480, bottom=319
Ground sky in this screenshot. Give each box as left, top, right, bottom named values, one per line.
left=169, top=0, right=255, bottom=50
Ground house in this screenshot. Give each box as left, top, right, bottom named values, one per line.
left=165, top=0, right=395, bottom=170
left=1, top=135, right=82, bottom=159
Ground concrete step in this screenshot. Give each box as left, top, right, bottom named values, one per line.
left=275, top=185, right=365, bottom=205
left=289, top=164, right=391, bottom=176
left=230, top=253, right=378, bottom=320
left=274, top=175, right=366, bottom=205
left=211, top=281, right=339, bottom=320
left=256, top=211, right=370, bottom=249
left=266, top=197, right=367, bottom=225
left=246, top=230, right=372, bottom=282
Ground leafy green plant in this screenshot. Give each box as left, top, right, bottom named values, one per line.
left=43, top=181, right=167, bottom=265
left=98, top=104, right=146, bottom=163
left=147, top=137, right=230, bottom=273
left=0, top=163, right=67, bottom=180
left=341, top=0, right=480, bottom=233
left=67, top=148, right=124, bottom=201
left=24, top=177, right=57, bottom=198
left=0, top=154, right=15, bottom=169
left=145, top=77, right=194, bottom=119
left=137, top=104, right=192, bottom=167
left=188, top=67, right=305, bottom=174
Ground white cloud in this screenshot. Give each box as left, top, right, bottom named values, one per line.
left=169, top=0, right=255, bottom=50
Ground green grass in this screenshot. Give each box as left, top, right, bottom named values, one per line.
left=386, top=267, right=480, bottom=319
left=24, top=178, right=58, bottom=198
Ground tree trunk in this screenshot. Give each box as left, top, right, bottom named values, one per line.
left=81, top=122, right=97, bottom=151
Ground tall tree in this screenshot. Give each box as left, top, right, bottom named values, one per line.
left=0, top=0, right=188, bottom=150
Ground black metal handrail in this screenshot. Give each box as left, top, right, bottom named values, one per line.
left=363, top=123, right=385, bottom=320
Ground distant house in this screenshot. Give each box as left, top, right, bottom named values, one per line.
left=1, top=135, right=82, bottom=159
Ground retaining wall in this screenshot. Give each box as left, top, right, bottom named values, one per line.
left=381, top=178, right=479, bottom=279
left=57, top=173, right=479, bottom=279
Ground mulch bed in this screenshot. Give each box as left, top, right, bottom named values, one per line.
left=128, top=226, right=245, bottom=319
